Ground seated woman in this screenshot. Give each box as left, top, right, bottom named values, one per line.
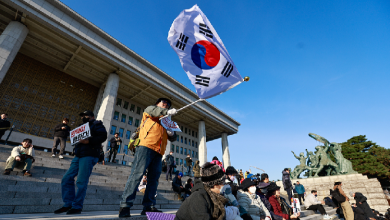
left=237, top=178, right=271, bottom=220
left=257, top=182, right=284, bottom=220
left=175, top=162, right=241, bottom=220
left=184, top=178, right=193, bottom=197
left=266, top=183, right=300, bottom=220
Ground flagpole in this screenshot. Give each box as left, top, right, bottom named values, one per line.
left=160, top=99, right=204, bottom=120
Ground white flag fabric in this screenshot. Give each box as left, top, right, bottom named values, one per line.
left=168, top=5, right=243, bottom=99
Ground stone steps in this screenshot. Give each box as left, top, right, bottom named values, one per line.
left=0, top=144, right=186, bottom=214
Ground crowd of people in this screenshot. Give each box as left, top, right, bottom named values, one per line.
left=1, top=98, right=390, bottom=219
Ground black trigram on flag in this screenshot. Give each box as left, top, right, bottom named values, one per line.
left=195, top=75, right=210, bottom=87
left=199, top=23, right=213, bottom=38
left=176, top=33, right=188, bottom=50
left=221, top=62, right=233, bottom=78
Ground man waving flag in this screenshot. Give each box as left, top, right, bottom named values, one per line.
left=168, top=5, right=244, bottom=99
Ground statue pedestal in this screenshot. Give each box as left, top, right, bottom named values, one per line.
left=276, top=173, right=389, bottom=214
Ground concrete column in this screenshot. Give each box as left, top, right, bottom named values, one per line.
left=198, top=120, right=207, bottom=166
left=0, top=21, right=29, bottom=84
left=221, top=133, right=231, bottom=169
left=96, top=73, right=120, bottom=152
left=93, top=83, right=105, bottom=116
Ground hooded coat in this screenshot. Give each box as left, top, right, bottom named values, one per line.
left=175, top=179, right=216, bottom=220
left=193, top=161, right=201, bottom=177
left=237, top=189, right=270, bottom=220
left=354, top=192, right=376, bottom=219
left=282, top=170, right=292, bottom=190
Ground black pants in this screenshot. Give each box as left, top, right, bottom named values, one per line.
left=52, top=137, right=67, bottom=155
left=108, top=148, right=118, bottom=162
left=173, top=186, right=190, bottom=195
left=307, top=204, right=327, bottom=215
left=298, top=193, right=305, bottom=205
left=287, top=188, right=293, bottom=204
left=166, top=165, right=174, bottom=180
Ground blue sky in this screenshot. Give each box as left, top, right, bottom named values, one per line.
left=61, top=0, right=390, bottom=180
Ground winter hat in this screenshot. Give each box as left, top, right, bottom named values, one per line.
left=225, top=166, right=238, bottom=175
left=178, top=172, right=183, bottom=177
left=267, top=182, right=281, bottom=192
left=257, top=182, right=270, bottom=189
left=200, top=162, right=226, bottom=188
left=240, top=178, right=256, bottom=190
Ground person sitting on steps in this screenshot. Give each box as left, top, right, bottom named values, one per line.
left=305, top=190, right=332, bottom=219
left=3, top=138, right=35, bottom=176
left=172, top=172, right=190, bottom=201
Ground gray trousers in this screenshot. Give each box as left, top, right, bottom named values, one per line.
left=52, top=137, right=67, bottom=155
left=5, top=157, right=32, bottom=171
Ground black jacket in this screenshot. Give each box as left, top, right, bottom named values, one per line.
left=353, top=206, right=367, bottom=220
left=354, top=192, right=376, bottom=219
left=172, top=175, right=183, bottom=188
left=185, top=157, right=192, bottom=167
left=166, top=155, right=175, bottom=166
left=175, top=179, right=216, bottom=220
left=0, top=119, right=10, bottom=136
left=74, top=119, right=107, bottom=158
left=109, top=137, right=122, bottom=149
left=282, top=170, right=292, bottom=190
left=53, top=123, right=71, bottom=138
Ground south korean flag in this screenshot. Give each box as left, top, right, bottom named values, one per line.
left=168, top=5, right=244, bottom=99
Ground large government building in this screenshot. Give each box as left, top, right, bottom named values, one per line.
left=0, top=0, right=240, bottom=168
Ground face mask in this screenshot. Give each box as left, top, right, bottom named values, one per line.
left=82, top=117, right=89, bottom=123
left=249, top=186, right=257, bottom=194
left=261, top=188, right=268, bottom=194
left=315, top=194, right=318, bottom=197
left=230, top=176, right=236, bottom=182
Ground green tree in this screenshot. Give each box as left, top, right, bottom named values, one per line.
left=340, top=135, right=390, bottom=180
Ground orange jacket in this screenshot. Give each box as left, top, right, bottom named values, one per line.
left=138, top=106, right=176, bottom=155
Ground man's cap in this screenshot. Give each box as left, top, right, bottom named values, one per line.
left=155, top=98, right=172, bottom=108
left=200, top=162, right=226, bottom=188
left=79, top=110, right=94, bottom=117
left=257, top=182, right=270, bottom=189
left=267, top=182, right=281, bottom=192
left=225, top=166, right=238, bottom=175
left=334, top=180, right=342, bottom=183
left=178, top=172, right=183, bottom=177
left=240, top=178, right=256, bottom=190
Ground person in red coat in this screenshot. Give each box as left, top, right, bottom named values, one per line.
left=266, top=183, right=300, bottom=220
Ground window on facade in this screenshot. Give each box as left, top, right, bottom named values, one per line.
left=188, top=139, right=191, bottom=145
left=110, top=125, right=117, bottom=135
left=124, top=146, right=128, bottom=155
left=184, top=160, right=187, bottom=166
left=192, top=162, right=195, bottom=166
left=184, top=148, right=187, bottom=155
left=123, top=101, right=129, bottom=110
left=126, top=130, right=131, bottom=139
left=113, top=111, right=119, bottom=120
left=176, top=135, right=179, bottom=141
left=192, top=141, right=194, bottom=147
left=171, top=144, right=175, bottom=152
left=180, top=147, right=183, bottom=154
left=136, top=107, right=141, bottom=115
left=185, top=128, right=187, bottom=134
left=130, top=104, right=135, bottom=112
left=181, top=137, right=183, bottom=143
left=121, top=114, right=126, bottom=123
left=196, top=142, right=198, bottom=148
left=117, top=145, right=121, bottom=153
left=122, top=161, right=126, bottom=165
left=107, top=141, right=111, bottom=148
left=116, top=98, right=122, bottom=107
left=119, top=128, right=124, bottom=138
left=135, top=119, right=140, bottom=127
left=196, top=152, right=198, bottom=158
left=192, top=131, right=195, bottom=137
left=128, top=116, right=133, bottom=125
left=176, top=158, right=179, bottom=165
left=176, top=146, right=179, bottom=153
left=192, top=151, right=194, bottom=157
left=189, top=149, right=191, bottom=156
left=185, top=138, right=187, bottom=144
left=180, top=159, right=183, bottom=165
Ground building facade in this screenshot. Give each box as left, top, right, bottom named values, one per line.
left=0, top=0, right=240, bottom=168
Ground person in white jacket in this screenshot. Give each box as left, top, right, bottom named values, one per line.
left=237, top=178, right=272, bottom=220
left=4, top=138, right=35, bottom=176
left=305, top=190, right=331, bottom=219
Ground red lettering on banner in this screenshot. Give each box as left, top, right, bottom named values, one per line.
left=71, top=125, right=86, bottom=138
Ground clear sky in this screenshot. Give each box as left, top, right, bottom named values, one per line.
left=61, top=0, right=390, bottom=180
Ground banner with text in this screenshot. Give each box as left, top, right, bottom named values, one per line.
left=161, top=117, right=182, bottom=132
left=70, top=123, right=91, bottom=145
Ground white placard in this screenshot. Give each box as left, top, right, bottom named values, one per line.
left=291, top=197, right=301, bottom=214
left=70, top=123, right=91, bottom=145
left=160, top=117, right=182, bottom=132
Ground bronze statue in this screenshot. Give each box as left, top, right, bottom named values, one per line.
left=330, top=142, right=357, bottom=174
left=291, top=151, right=308, bottom=179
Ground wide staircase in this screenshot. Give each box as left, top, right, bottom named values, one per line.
left=0, top=143, right=342, bottom=220
left=0, top=144, right=185, bottom=217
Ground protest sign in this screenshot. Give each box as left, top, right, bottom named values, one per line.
left=160, top=116, right=182, bottom=132
left=291, top=197, right=301, bottom=214
left=70, top=123, right=91, bottom=145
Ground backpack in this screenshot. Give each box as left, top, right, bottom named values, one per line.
left=128, top=118, right=151, bottom=151
left=330, top=188, right=346, bottom=203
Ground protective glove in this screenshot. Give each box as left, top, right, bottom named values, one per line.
left=265, top=217, right=271, bottom=220
left=167, top=108, right=177, bottom=116
left=167, top=129, right=174, bottom=136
